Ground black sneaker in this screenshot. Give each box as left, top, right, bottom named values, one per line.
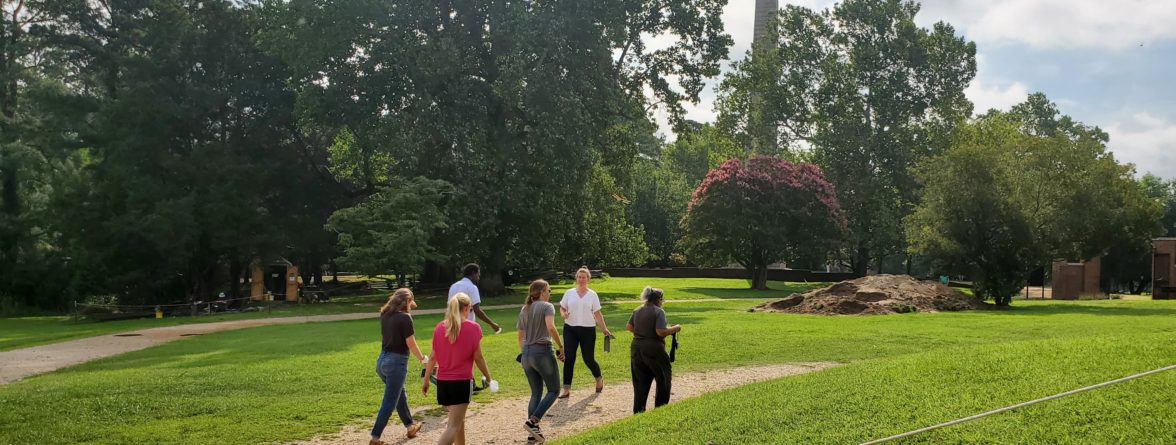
left=524, top=420, right=545, bottom=444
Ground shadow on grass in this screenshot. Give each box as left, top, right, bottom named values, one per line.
left=676, top=283, right=824, bottom=298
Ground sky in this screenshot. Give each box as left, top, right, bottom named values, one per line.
left=654, top=0, right=1176, bottom=179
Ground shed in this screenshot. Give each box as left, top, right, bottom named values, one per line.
left=1051, top=256, right=1101, bottom=300
left=250, top=257, right=301, bottom=302
left=1153, top=238, right=1176, bottom=300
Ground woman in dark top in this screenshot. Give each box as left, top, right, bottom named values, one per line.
left=626, top=286, right=681, bottom=414
left=516, top=279, right=565, bottom=444
left=371, top=288, right=427, bottom=445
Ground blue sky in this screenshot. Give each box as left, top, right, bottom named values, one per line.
left=655, top=0, right=1176, bottom=179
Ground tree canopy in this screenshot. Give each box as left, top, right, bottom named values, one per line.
left=717, top=0, right=976, bottom=275
left=681, top=156, right=844, bottom=289
left=906, top=96, right=1162, bottom=305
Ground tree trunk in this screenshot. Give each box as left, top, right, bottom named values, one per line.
left=480, top=245, right=508, bottom=297
left=994, top=294, right=1012, bottom=306
left=905, top=254, right=913, bottom=275
left=851, top=246, right=871, bottom=276
left=312, top=256, right=324, bottom=285
left=228, top=253, right=242, bottom=300
left=1, top=166, right=19, bottom=265
left=748, top=264, right=769, bottom=290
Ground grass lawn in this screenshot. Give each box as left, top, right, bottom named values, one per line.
left=0, top=293, right=395, bottom=352
left=542, top=277, right=822, bottom=302
left=1, top=291, right=1175, bottom=444
left=0, top=277, right=821, bottom=352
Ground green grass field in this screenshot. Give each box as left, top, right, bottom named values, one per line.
left=0, top=277, right=819, bottom=352
left=0, top=293, right=397, bottom=352
left=1, top=279, right=1173, bottom=444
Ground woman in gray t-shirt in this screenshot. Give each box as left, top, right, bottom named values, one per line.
left=516, top=279, right=565, bottom=443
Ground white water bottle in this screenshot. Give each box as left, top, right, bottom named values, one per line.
left=489, top=379, right=500, bottom=393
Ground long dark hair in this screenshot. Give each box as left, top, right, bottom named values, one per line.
left=380, top=288, right=413, bottom=315
left=525, top=279, right=549, bottom=309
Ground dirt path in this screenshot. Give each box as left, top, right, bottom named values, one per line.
left=0, top=298, right=769, bottom=386
left=295, top=362, right=839, bottom=445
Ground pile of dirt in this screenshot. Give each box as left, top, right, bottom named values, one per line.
left=754, top=274, right=989, bottom=315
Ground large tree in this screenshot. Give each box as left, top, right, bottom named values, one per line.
left=41, top=0, right=333, bottom=304
left=907, top=97, right=1162, bottom=305
left=326, top=177, right=451, bottom=278
left=681, top=156, right=844, bottom=289
left=717, top=0, right=976, bottom=275
left=0, top=0, right=103, bottom=308
left=262, top=0, right=732, bottom=294
left=629, top=156, right=693, bottom=266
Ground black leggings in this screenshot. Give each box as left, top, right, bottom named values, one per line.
left=630, top=340, right=672, bottom=413
left=563, top=325, right=602, bottom=386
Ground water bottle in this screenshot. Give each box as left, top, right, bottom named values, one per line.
left=489, top=379, right=500, bottom=393
left=604, top=334, right=612, bottom=353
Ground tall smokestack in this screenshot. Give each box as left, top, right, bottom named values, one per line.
left=751, top=0, right=780, bottom=154
left=753, top=0, right=779, bottom=48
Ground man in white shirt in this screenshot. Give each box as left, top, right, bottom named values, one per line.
left=448, top=263, right=501, bottom=333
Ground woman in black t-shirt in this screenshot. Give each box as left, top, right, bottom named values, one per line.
left=370, top=288, right=427, bottom=445
left=626, top=286, right=681, bottom=413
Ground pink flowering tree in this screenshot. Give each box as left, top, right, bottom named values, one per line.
left=681, top=156, right=846, bottom=289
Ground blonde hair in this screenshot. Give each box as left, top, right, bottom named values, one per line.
left=444, top=293, right=472, bottom=343
left=525, top=279, right=549, bottom=309
left=576, top=266, right=591, bottom=281
left=380, top=288, right=413, bottom=315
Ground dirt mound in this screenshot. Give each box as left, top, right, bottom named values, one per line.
left=754, top=274, right=989, bottom=315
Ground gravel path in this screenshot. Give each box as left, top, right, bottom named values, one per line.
left=294, top=362, right=839, bottom=445
left=0, top=298, right=770, bottom=385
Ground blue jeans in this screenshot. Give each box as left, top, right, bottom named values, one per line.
left=372, top=351, right=414, bottom=438
left=521, top=344, right=560, bottom=421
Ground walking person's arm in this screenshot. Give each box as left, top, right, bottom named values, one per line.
left=473, top=304, right=501, bottom=333
left=421, top=355, right=436, bottom=395
left=592, top=310, right=612, bottom=338
left=473, top=345, right=492, bottom=382
left=406, top=335, right=426, bottom=364
left=545, top=313, right=565, bottom=361
left=655, top=309, right=679, bottom=337
left=468, top=284, right=501, bottom=333
left=656, top=324, right=681, bottom=337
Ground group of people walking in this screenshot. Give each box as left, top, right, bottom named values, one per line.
left=368, top=264, right=681, bottom=445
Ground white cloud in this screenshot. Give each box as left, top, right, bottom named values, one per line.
left=964, top=53, right=1030, bottom=114
left=1105, top=112, right=1176, bottom=180
left=918, top=0, right=1176, bottom=49
left=965, top=77, right=1029, bottom=115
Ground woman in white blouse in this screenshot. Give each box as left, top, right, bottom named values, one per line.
left=558, top=266, right=613, bottom=398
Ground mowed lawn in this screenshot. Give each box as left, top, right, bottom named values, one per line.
left=0, top=284, right=1171, bottom=444
left=0, top=277, right=817, bottom=352
left=0, top=293, right=402, bottom=352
